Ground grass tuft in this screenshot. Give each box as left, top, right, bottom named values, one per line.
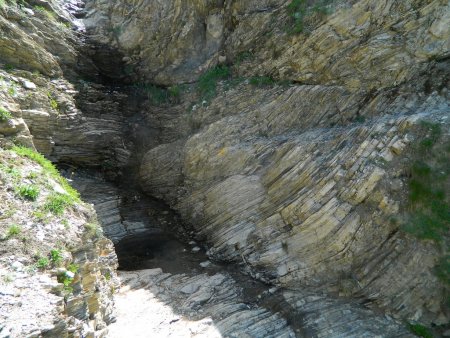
left=197, top=65, right=230, bottom=101
left=17, top=184, right=40, bottom=201
left=44, top=193, right=74, bottom=215
left=407, top=323, right=434, bottom=338
left=0, top=107, right=12, bottom=121
left=11, top=146, right=80, bottom=201
left=6, top=224, right=21, bottom=238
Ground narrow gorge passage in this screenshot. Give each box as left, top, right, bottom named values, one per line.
left=70, top=171, right=301, bottom=337
left=0, top=0, right=448, bottom=336
left=70, top=170, right=412, bottom=338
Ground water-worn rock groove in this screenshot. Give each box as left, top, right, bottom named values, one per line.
left=0, top=0, right=448, bottom=337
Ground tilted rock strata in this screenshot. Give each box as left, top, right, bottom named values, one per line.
left=109, top=268, right=412, bottom=337
left=85, top=0, right=449, bottom=90
left=140, top=90, right=449, bottom=324
left=0, top=148, right=118, bottom=338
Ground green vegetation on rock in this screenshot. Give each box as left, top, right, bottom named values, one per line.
left=5, top=224, right=21, bottom=239
left=197, top=65, right=230, bottom=101
left=0, top=107, right=12, bottom=121
left=286, top=0, right=335, bottom=34
left=11, top=146, right=80, bottom=202
left=402, top=122, right=449, bottom=244
left=132, top=83, right=182, bottom=105
left=408, top=323, right=434, bottom=338
left=44, top=193, right=74, bottom=215
left=16, top=184, right=40, bottom=201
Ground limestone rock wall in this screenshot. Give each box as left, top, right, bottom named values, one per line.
left=104, top=0, right=450, bottom=327
left=84, top=0, right=449, bottom=90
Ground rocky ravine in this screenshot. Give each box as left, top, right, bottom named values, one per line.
left=87, top=0, right=450, bottom=329
left=0, top=0, right=449, bottom=337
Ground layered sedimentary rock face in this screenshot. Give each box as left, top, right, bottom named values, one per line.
left=1, top=0, right=449, bottom=335
left=84, top=0, right=450, bottom=327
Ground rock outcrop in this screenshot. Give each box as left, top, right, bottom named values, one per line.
left=84, top=0, right=450, bottom=328
left=0, top=146, right=117, bottom=337
left=1, top=0, right=449, bottom=336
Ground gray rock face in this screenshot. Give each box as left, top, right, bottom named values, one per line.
left=1, top=0, right=449, bottom=335
left=84, top=0, right=228, bottom=85
left=109, top=268, right=412, bottom=338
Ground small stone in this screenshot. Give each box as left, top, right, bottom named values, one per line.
left=11, top=261, right=24, bottom=271
left=191, top=246, right=201, bottom=253
left=21, top=80, right=37, bottom=90
left=268, top=287, right=278, bottom=294
left=199, top=261, right=211, bottom=268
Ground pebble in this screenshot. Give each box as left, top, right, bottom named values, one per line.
left=191, top=246, right=201, bottom=253
left=199, top=261, right=211, bottom=268
left=11, top=261, right=24, bottom=271
left=21, top=80, right=36, bottom=90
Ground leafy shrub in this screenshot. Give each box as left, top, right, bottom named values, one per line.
left=0, top=107, right=12, bottom=121
left=17, top=184, right=40, bottom=201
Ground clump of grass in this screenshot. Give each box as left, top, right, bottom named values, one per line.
left=43, top=193, right=74, bottom=215
left=286, top=0, right=335, bottom=34
left=33, top=5, right=55, bottom=20
left=197, top=65, right=230, bottom=101
left=11, top=146, right=80, bottom=202
left=407, top=323, right=434, bottom=338
left=401, top=122, right=448, bottom=244
left=50, top=249, right=62, bottom=264
left=235, top=51, right=254, bottom=66
left=0, top=107, right=12, bottom=121
left=84, top=222, right=101, bottom=238
left=4, top=64, right=14, bottom=72
left=47, top=93, right=58, bottom=110
left=249, top=76, right=276, bottom=87
left=6, top=224, right=21, bottom=238
left=17, top=184, right=40, bottom=201
left=132, top=83, right=181, bottom=105
left=36, top=256, right=49, bottom=270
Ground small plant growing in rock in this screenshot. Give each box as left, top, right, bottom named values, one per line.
left=6, top=224, right=21, bottom=238
left=0, top=107, right=12, bottom=121
left=44, top=193, right=73, bottom=215
left=407, top=323, right=434, bottom=338
left=17, top=184, right=40, bottom=201
left=249, top=76, right=276, bottom=87
left=33, top=5, right=55, bottom=20
left=50, top=249, right=62, bottom=265
left=84, top=222, right=101, bottom=238
left=12, top=146, right=80, bottom=201
left=286, top=0, right=335, bottom=34
left=36, top=256, right=49, bottom=269
left=197, top=65, right=230, bottom=101
left=4, top=64, right=14, bottom=72
left=47, top=93, right=58, bottom=110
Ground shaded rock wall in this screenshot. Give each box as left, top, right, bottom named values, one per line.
left=82, top=0, right=450, bottom=327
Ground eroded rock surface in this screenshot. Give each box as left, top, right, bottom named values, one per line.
left=109, top=268, right=412, bottom=338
